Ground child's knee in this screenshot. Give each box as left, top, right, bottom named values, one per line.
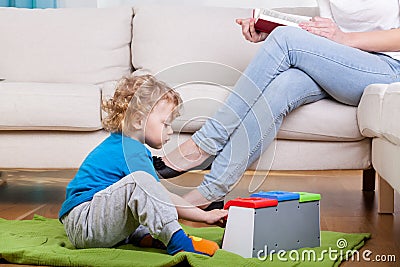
left=129, top=171, right=159, bottom=186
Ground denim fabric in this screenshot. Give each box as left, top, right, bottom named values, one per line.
left=192, top=26, right=400, bottom=201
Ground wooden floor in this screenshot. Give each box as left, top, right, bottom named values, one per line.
left=0, top=169, right=399, bottom=266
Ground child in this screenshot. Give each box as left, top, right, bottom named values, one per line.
left=59, top=74, right=228, bottom=256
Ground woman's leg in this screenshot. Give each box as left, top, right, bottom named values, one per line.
left=188, top=27, right=400, bottom=203
left=165, top=27, right=400, bottom=173
left=194, top=27, right=400, bottom=154
left=186, top=68, right=328, bottom=204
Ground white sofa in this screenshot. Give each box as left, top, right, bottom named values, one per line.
left=0, top=5, right=377, bottom=190
left=359, top=84, right=400, bottom=213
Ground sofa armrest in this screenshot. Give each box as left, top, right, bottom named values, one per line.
left=358, top=82, right=400, bottom=145
left=381, top=83, right=400, bottom=145
left=359, top=83, right=400, bottom=213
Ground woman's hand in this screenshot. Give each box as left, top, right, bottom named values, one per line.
left=299, top=16, right=348, bottom=45
left=204, top=209, right=228, bottom=227
left=299, top=17, right=400, bottom=52
left=236, top=18, right=268, bottom=43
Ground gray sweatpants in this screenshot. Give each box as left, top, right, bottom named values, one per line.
left=61, top=171, right=181, bottom=248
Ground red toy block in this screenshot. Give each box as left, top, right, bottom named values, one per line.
left=224, top=197, right=278, bottom=210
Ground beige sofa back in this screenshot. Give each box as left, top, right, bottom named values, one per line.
left=132, top=5, right=262, bottom=86
left=0, top=7, right=133, bottom=84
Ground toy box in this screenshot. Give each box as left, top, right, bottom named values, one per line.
left=222, top=191, right=321, bottom=258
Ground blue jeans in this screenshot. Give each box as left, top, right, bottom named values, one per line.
left=192, top=26, right=400, bottom=201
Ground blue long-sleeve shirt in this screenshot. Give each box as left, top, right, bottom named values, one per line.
left=59, top=132, right=159, bottom=219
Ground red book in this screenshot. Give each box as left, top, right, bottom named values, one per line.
left=253, top=8, right=311, bottom=34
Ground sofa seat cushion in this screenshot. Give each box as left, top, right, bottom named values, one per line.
left=278, top=98, right=362, bottom=141
left=0, top=7, right=133, bottom=84
left=358, top=82, right=400, bottom=145
left=0, top=130, right=108, bottom=168
left=173, top=83, right=363, bottom=142
left=0, top=82, right=102, bottom=131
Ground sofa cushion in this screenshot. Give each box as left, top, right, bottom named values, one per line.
left=0, top=7, right=133, bottom=84
left=0, top=82, right=102, bottom=131
left=278, top=98, right=363, bottom=141
left=132, top=6, right=262, bottom=86
left=131, top=6, right=319, bottom=86
left=172, top=83, right=363, bottom=141
left=0, top=130, right=108, bottom=168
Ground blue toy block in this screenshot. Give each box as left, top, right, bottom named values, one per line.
left=250, top=190, right=300, bottom=201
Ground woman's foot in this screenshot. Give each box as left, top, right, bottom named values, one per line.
left=166, top=229, right=219, bottom=256
left=204, top=201, right=224, bottom=211
left=153, top=156, right=186, bottom=179
left=165, top=138, right=210, bottom=171
left=154, top=138, right=211, bottom=178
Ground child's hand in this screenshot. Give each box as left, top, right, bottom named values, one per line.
left=204, top=209, right=229, bottom=227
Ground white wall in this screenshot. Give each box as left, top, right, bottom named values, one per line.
left=57, top=0, right=97, bottom=8
left=97, top=0, right=317, bottom=8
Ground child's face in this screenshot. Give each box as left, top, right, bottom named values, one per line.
left=143, top=99, right=175, bottom=149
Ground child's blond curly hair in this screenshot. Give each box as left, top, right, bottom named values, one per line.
left=102, top=74, right=182, bottom=134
